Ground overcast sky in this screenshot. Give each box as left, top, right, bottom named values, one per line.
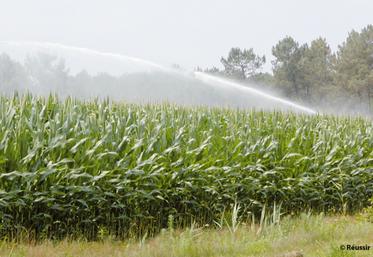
left=0, top=0, right=372, bottom=71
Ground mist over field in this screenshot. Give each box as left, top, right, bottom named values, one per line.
left=0, top=42, right=319, bottom=114
left=0, top=0, right=371, bottom=117
left=0, top=38, right=371, bottom=116
left=0, top=2, right=372, bottom=255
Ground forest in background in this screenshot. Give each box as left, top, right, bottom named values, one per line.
left=200, top=25, right=373, bottom=114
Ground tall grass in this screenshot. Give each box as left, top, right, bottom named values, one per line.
left=0, top=94, right=372, bottom=240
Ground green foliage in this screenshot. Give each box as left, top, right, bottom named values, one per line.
left=334, top=25, right=373, bottom=108
left=0, top=95, right=372, bottom=240
left=302, top=38, right=335, bottom=103
left=270, top=26, right=373, bottom=112
left=361, top=197, right=373, bottom=223
left=272, top=36, right=307, bottom=98
left=221, top=47, right=265, bottom=79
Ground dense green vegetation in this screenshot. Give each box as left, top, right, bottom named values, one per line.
left=0, top=95, right=372, bottom=240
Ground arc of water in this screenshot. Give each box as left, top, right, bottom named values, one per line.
left=0, top=41, right=169, bottom=72
left=193, top=72, right=317, bottom=114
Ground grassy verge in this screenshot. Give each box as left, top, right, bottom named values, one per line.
left=1, top=214, right=372, bottom=257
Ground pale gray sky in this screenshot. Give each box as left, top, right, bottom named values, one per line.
left=0, top=0, right=372, bottom=71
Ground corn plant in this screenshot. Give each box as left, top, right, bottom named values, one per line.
left=0, top=94, right=372, bottom=240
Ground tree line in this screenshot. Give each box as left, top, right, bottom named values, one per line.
left=199, top=25, right=373, bottom=113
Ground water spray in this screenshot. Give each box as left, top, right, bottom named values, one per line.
left=0, top=41, right=317, bottom=114
left=193, top=72, right=317, bottom=114
left=0, top=41, right=170, bottom=72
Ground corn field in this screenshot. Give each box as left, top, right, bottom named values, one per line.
left=0, top=95, right=372, bottom=240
